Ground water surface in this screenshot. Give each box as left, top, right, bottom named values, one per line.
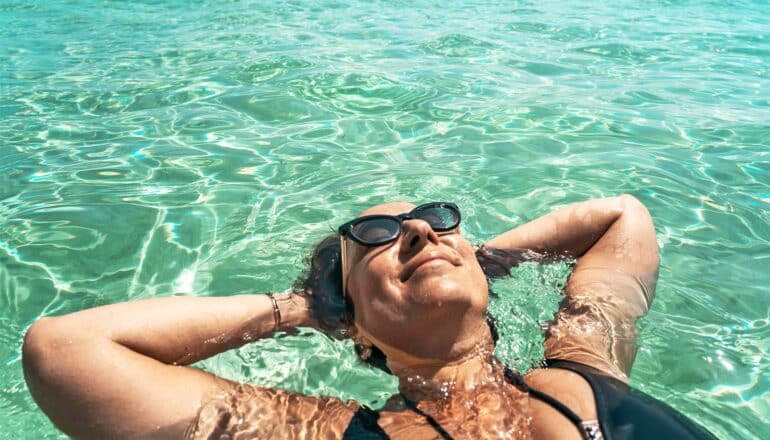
left=1, top=0, right=769, bottom=438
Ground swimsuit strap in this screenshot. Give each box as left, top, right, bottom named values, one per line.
left=400, top=394, right=454, bottom=440
left=344, top=405, right=390, bottom=439
left=347, top=397, right=453, bottom=439
left=504, top=367, right=603, bottom=440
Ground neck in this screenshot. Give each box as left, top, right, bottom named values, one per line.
left=389, top=340, right=499, bottom=402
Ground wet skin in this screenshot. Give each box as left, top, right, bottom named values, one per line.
left=190, top=200, right=639, bottom=439
left=342, top=202, right=492, bottom=368
left=23, top=196, right=658, bottom=439
left=335, top=198, right=657, bottom=438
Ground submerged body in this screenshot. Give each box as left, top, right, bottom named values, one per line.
left=22, top=196, right=716, bottom=439
left=188, top=357, right=531, bottom=439
left=187, top=358, right=716, bottom=439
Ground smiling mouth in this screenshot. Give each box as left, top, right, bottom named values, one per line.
left=402, top=256, right=454, bottom=282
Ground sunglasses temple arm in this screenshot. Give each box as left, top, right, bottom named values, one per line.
left=340, top=235, right=348, bottom=298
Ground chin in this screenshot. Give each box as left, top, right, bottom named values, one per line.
left=407, top=275, right=487, bottom=311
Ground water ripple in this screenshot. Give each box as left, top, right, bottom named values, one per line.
left=2, top=0, right=769, bottom=437
left=422, top=34, right=496, bottom=58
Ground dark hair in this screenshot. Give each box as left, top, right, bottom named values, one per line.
left=293, top=233, right=529, bottom=372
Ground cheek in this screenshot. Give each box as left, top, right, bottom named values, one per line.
left=469, top=258, right=490, bottom=306
left=350, top=257, right=404, bottom=321
left=455, top=242, right=489, bottom=298
left=352, top=253, right=396, bottom=292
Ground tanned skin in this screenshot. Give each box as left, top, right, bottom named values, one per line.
left=23, top=195, right=658, bottom=439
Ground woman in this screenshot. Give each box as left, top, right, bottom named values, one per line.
left=23, top=196, right=716, bottom=439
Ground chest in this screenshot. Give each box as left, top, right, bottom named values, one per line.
left=377, top=387, right=532, bottom=439
left=376, top=369, right=599, bottom=440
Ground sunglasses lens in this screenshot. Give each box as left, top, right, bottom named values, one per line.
left=351, top=217, right=401, bottom=244
left=414, top=205, right=460, bottom=231
left=343, top=203, right=460, bottom=245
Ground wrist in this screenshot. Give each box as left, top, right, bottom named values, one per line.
left=272, top=293, right=309, bottom=330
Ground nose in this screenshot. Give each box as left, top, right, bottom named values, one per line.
left=399, top=219, right=440, bottom=254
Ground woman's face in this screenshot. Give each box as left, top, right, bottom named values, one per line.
left=343, top=202, right=490, bottom=363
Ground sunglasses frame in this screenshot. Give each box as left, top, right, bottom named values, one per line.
left=337, top=202, right=461, bottom=246
left=338, top=202, right=461, bottom=297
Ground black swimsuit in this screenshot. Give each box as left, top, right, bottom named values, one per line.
left=343, top=359, right=717, bottom=440
left=543, top=359, right=718, bottom=440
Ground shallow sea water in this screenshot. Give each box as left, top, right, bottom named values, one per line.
left=1, top=0, right=769, bottom=438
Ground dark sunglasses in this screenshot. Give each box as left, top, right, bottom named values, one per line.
left=338, top=202, right=461, bottom=297
left=337, top=202, right=461, bottom=246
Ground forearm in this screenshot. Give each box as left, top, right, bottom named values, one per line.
left=22, top=293, right=309, bottom=439
left=31, top=293, right=306, bottom=365
left=485, top=196, right=626, bottom=259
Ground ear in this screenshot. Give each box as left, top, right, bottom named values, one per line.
left=345, top=322, right=371, bottom=345
left=345, top=323, right=376, bottom=360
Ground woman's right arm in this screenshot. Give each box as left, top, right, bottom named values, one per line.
left=22, top=293, right=314, bottom=439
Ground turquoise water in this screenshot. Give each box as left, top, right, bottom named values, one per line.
left=1, top=0, right=769, bottom=437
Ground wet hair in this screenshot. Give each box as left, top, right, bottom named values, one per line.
left=293, top=233, right=530, bottom=373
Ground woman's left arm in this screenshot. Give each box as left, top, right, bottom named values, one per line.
left=485, top=195, right=659, bottom=378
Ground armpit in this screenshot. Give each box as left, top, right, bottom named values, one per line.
left=544, top=268, right=653, bottom=380
left=185, top=384, right=356, bottom=440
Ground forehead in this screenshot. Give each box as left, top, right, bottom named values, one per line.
left=358, top=202, right=415, bottom=217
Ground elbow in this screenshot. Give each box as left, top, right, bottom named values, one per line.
left=618, top=193, right=660, bottom=263
left=618, top=194, right=655, bottom=224
left=23, top=317, right=88, bottom=428
left=22, top=318, right=93, bottom=438
left=22, top=318, right=55, bottom=414
left=23, top=318, right=56, bottom=368
left=22, top=318, right=60, bottom=390
left=22, top=317, right=81, bottom=399
left=618, top=194, right=647, bottom=211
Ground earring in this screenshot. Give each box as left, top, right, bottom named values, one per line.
left=354, top=343, right=372, bottom=360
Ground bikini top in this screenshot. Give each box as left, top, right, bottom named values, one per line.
left=344, top=359, right=717, bottom=440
